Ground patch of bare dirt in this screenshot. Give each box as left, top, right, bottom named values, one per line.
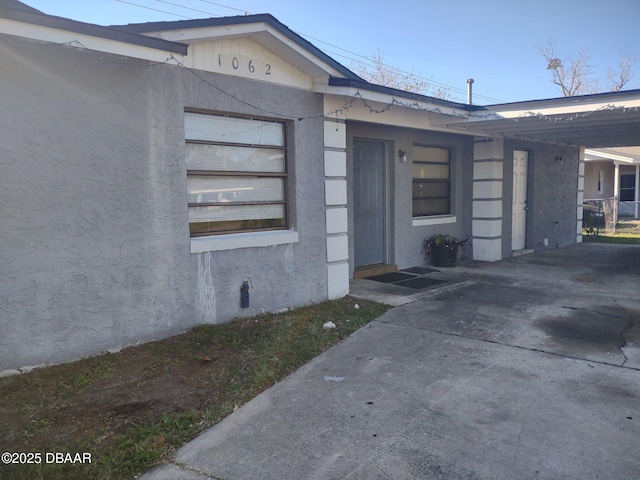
left=0, top=332, right=239, bottom=451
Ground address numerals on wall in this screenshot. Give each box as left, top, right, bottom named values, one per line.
left=219, top=54, right=272, bottom=76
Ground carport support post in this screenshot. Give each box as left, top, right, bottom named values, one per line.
left=472, top=138, right=504, bottom=262
left=577, top=148, right=585, bottom=244
left=635, top=165, right=639, bottom=219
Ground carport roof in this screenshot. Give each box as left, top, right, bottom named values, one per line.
left=328, top=78, right=640, bottom=149
left=440, top=89, right=640, bottom=148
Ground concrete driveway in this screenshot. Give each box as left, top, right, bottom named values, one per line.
left=142, top=243, right=640, bottom=480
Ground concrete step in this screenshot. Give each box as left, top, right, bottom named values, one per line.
left=512, top=248, right=535, bottom=257
left=353, top=264, right=397, bottom=279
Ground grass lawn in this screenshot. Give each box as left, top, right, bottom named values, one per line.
left=582, top=222, right=640, bottom=245
left=0, top=297, right=390, bottom=480
left=583, top=234, right=640, bottom=244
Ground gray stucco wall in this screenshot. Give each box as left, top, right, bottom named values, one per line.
left=0, top=36, right=326, bottom=370
left=502, top=140, right=580, bottom=256
left=346, top=122, right=474, bottom=273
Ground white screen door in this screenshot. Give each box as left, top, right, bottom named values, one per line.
left=512, top=150, right=528, bottom=251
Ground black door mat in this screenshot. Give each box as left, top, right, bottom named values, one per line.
left=401, top=267, right=438, bottom=275
left=367, top=272, right=416, bottom=283
left=395, top=277, right=447, bottom=290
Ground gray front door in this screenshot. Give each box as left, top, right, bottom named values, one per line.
left=354, top=140, right=385, bottom=267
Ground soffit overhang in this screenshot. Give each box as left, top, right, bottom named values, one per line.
left=440, top=90, right=640, bottom=148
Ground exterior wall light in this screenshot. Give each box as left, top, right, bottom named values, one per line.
left=398, top=150, right=408, bottom=162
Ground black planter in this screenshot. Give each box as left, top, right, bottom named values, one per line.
left=431, top=244, right=458, bottom=267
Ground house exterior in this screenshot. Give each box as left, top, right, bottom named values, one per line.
left=2, top=1, right=640, bottom=371
left=583, top=147, right=640, bottom=219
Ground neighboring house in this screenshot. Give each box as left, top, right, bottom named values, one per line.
left=584, top=147, right=640, bottom=218
left=2, top=0, right=640, bottom=370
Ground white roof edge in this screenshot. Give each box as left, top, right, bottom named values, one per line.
left=0, top=18, right=186, bottom=63
left=484, top=97, right=640, bottom=119
left=136, top=22, right=348, bottom=79
left=138, top=21, right=268, bottom=42
left=585, top=148, right=640, bottom=163
left=485, top=89, right=640, bottom=110
left=316, top=84, right=472, bottom=118
left=262, top=24, right=346, bottom=78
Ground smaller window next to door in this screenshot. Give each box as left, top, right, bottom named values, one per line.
left=412, top=145, right=451, bottom=217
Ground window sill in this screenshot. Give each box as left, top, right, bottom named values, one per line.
left=191, top=229, right=299, bottom=253
left=412, top=215, right=457, bottom=227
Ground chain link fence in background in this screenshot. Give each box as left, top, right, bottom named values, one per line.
left=582, top=198, right=640, bottom=234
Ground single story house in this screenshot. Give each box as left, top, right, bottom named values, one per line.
left=2, top=0, right=640, bottom=371
left=583, top=147, right=640, bottom=219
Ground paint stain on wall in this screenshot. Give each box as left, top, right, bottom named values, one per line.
left=196, top=251, right=217, bottom=324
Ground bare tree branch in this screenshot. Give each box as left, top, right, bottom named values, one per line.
left=607, top=54, right=634, bottom=91
left=536, top=40, right=596, bottom=96
left=537, top=40, right=635, bottom=96
left=351, top=49, right=450, bottom=99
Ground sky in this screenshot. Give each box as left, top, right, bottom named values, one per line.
left=23, top=0, right=640, bottom=105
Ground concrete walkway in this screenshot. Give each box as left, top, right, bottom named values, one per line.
left=141, top=243, right=640, bottom=480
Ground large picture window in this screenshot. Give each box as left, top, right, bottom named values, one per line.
left=412, top=145, right=451, bottom=217
left=185, top=112, right=288, bottom=236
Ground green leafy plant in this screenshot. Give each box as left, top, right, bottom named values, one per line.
left=423, top=234, right=469, bottom=255
left=583, top=214, right=598, bottom=236
left=423, top=234, right=470, bottom=267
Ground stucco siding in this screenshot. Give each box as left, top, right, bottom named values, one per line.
left=502, top=140, right=580, bottom=256
left=0, top=36, right=326, bottom=370
left=346, top=122, right=473, bottom=273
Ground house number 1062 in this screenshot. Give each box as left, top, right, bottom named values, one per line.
left=219, top=54, right=272, bottom=76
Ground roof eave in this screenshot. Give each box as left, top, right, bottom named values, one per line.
left=484, top=88, right=640, bottom=111
left=327, top=77, right=479, bottom=112
left=114, top=14, right=361, bottom=81
left=0, top=5, right=188, bottom=54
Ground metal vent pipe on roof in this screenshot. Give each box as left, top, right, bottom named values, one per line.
left=467, top=78, right=474, bottom=105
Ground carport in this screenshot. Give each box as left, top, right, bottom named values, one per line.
left=442, top=89, right=640, bottom=148
left=439, top=89, right=640, bottom=262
